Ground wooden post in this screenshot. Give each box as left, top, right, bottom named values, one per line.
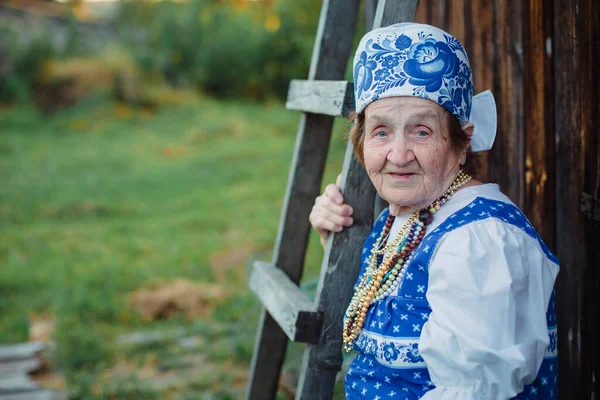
left=245, top=0, right=360, bottom=398
left=294, top=1, right=418, bottom=399
left=365, top=0, right=378, bottom=32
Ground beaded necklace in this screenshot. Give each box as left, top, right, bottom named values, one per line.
left=342, top=170, right=472, bottom=353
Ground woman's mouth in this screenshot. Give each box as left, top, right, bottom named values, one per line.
left=388, top=172, right=415, bottom=180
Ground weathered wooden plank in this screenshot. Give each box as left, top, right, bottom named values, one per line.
left=295, top=144, right=378, bottom=400
left=249, top=261, right=323, bottom=344
left=414, top=0, right=427, bottom=23
left=523, top=0, right=555, bottom=247
left=488, top=0, right=524, bottom=207
left=285, top=80, right=354, bottom=118
left=0, top=343, right=44, bottom=362
left=245, top=0, right=361, bottom=398
left=0, top=374, right=40, bottom=392
left=294, top=2, right=419, bottom=398
left=554, top=1, right=585, bottom=396
left=247, top=114, right=336, bottom=400
left=554, top=0, right=600, bottom=397
left=372, top=0, right=418, bottom=28
left=429, top=0, right=446, bottom=28
left=0, top=390, right=61, bottom=400
left=446, top=0, right=465, bottom=43
left=581, top=192, right=600, bottom=222
left=364, top=0, right=378, bottom=32
left=308, top=1, right=361, bottom=81
left=0, top=358, right=41, bottom=375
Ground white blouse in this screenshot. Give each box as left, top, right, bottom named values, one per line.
left=408, top=184, right=558, bottom=400
left=397, top=184, right=561, bottom=399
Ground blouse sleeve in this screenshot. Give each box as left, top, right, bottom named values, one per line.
left=418, top=219, right=559, bottom=400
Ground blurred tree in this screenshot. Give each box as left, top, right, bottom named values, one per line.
left=116, top=0, right=321, bottom=100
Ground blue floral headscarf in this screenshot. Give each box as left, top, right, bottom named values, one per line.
left=354, top=23, right=497, bottom=152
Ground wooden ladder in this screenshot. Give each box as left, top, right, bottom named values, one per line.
left=246, top=1, right=419, bottom=399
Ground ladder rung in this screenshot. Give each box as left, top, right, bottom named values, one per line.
left=285, top=80, right=355, bottom=117
left=249, top=261, right=323, bottom=344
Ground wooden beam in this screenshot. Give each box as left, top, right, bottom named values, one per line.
left=0, top=358, right=41, bottom=375
left=295, top=144, right=378, bottom=400
left=0, top=343, right=44, bottom=362
left=0, top=374, right=40, bottom=393
left=249, top=261, right=323, bottom=344
left=0, top=391, right=58, bottom=400
left=364, top=0, right=378, bottom=32
left=285, top=80, right=354, bottom=118
left=245, top=0, right=361, bottom=398
left=294, top=1, right=419, bottom=398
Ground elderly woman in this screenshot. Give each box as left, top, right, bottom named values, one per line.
left=309, top=23, right=558, bottom=399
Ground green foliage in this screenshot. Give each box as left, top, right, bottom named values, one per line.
left=118, top=0, right=321, bottom=100
left=0, top=23, right=56, bottom=102
left=0, top=12, right=104, bottom=105
left=0, top=0, right=327, bottom=107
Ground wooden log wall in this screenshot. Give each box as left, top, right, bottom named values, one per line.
left=553, top=0, right=600, bottom=397
left=411, top=0, right=600, bottom=397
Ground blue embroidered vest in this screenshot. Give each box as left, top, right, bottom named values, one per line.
left=344, top=197, right=558, bottom=399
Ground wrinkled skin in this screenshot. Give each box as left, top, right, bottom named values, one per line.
left=363, top=96, right=472, bottom=216
left=309, top=96, right=476, bottom=246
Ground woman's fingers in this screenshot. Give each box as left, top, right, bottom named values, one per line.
left=315, top=195, right=353, bottom=217
left=310, top=194, right=353, bottom=232
left=322, top=184, right=353, bottom=217
left=309, top=205, right=353, bottom=232
left=309, top=180, right=355, bottom=248
left=323, top=183, right=344, bottom=205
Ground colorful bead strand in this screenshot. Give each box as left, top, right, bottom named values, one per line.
left=342, top=171, right=471, bottom=352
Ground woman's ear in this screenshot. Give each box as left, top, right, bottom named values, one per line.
left=460, top=122, right=475, bottom=165
left=462, top=122, right=475, bottom=140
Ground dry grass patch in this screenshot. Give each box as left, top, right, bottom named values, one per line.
left=127, top=279, right=227, bottom=322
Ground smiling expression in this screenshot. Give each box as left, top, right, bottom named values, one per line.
left=363, top=96, right=467, bottom=216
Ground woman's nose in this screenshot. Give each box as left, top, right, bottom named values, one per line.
left=386, top=136, right=415, bottom=166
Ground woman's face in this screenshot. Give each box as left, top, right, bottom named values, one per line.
left=363, top=96, right=466, bottom=215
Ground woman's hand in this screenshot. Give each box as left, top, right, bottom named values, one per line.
left=309, top=175, right=354, bottom=248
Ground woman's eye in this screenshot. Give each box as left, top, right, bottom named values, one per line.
left=416, top=130, right=429, bottom=137
left=374, top=130, right=388, bottom=138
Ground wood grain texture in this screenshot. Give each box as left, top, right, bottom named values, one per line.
left=295, top=144, right=378, bottom=400
left=373, top=0, right=418, bottom=28
left=0, top=358, right=40, bottom=375
left=523, top=0, right=555, bottom=247
left=249, top=261, right=323, bottom=344
left=285, top=80, right=354, bottom=118
left=0, top=374, right=40, bottom=392
left=0, top=391, right=58, bottom=400
left=365, top=0, right=378, bottom=32
left=554, top=0, right=600, bottom=397
left=362, top=0, right=600, bottom=397
left=246, top=0, right=361, bottom=398
left=0, top=343, right=44, bottom=361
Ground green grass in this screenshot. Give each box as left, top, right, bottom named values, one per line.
left=0, top=93, right=349, bottom=398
